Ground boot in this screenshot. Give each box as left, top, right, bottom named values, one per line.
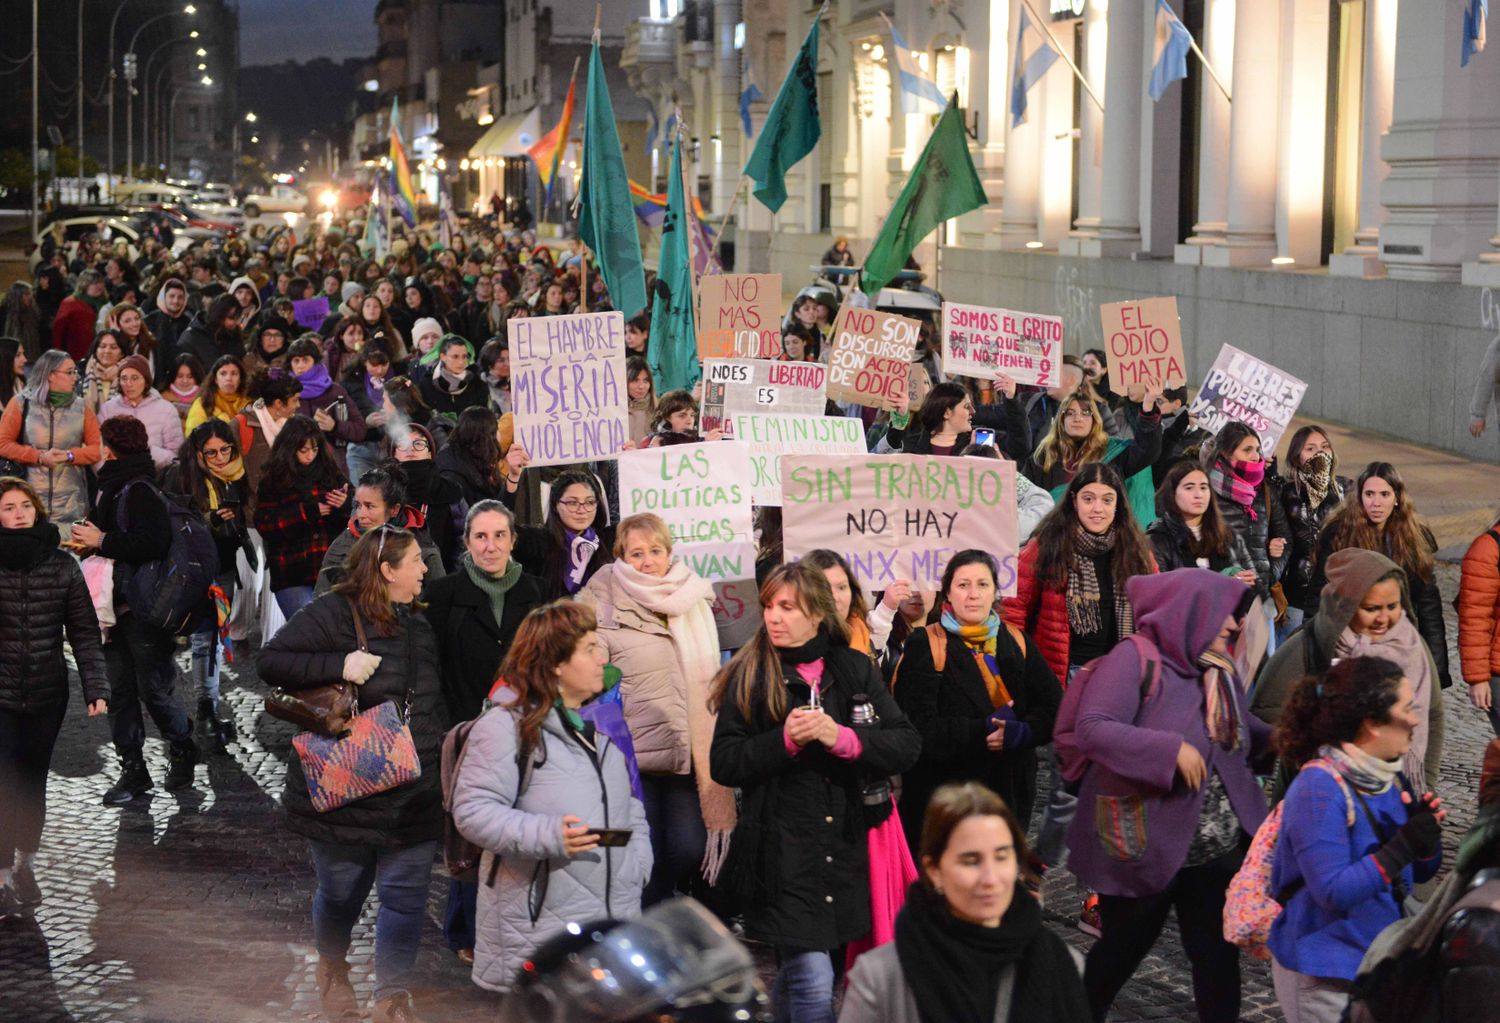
left=316, top=956, right=361, bottom=1021
left=102, top=753, right=153, bottom=806
left=163, top=742, right=200, bottom=792
left=198, top=697, right=236, bottom=755
left=371, top=991, right=425, bottom=1023
left=12, top=864, right=41, bottom=907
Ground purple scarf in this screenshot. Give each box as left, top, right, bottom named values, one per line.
left=362, top=372, right=384, bottom=408
left=562, top=528, right=599, bottom=595
left=295, top=362, right=334, bottom=400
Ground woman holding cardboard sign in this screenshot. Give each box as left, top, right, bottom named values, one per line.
left=883, top=379, right=1031, bottom=463
left=1022, top=384, right=1163, bottom=528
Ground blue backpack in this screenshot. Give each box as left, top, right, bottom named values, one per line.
left=118, top=479, right=221, bottom=635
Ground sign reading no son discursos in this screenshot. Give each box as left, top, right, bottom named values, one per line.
left=826, top=307, right=920, bottom=409
left=509, top=311, right=628, bottom=467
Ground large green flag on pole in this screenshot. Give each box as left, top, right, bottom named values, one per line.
left=860, top=96, right=988, bottom=296
left=578, top=32, right=647, bottom=318
left=742, top=12, right=822, bottom=213
left=647, top=131, right=698, bottom=393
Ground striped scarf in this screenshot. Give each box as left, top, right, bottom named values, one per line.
left=1067, top=526, right=1136, bottom=640
left=940, top=605, right=1013, bottom=709
left=1209, top=460, right=1260, bottom=521
left=1196, top=647, right=1243, bottom=751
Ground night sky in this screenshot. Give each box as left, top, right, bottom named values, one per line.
left=238, top=0, right=379, bottom=66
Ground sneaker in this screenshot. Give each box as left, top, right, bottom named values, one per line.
left=372, top=991, right=425, bottom=1023
left=12, top=865, right=41, bottom=907
left=1077, top=893, right=1102, bottom=938
left=102, top=756, right=153, bottom=806
left=316, top=956, right=361, bottom=1021
left=455, top=948, right=474, bottom=967
left=0, top=884, right=25, bottom=918
left=163, top=742, right=201, bottom=792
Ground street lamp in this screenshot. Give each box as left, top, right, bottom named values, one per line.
left=143, top=38, right=196, bottom=172
left=109, top=2, right=197, bottom=196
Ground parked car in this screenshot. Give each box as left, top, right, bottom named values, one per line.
left=241, top=183, right=308, bottom=218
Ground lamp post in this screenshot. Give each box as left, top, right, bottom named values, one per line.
left=125, top=7, right=194, bottom=184
left=109, top=3, right=196, bottom=197
left=167, top=79, right=211, bottom=178
left=142, top=32, right=198, bottom=175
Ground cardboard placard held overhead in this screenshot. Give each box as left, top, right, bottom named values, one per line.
left=826, top=306, right=921, bottom=409
left=1099, top=297, right=1188, bottom=390
left=508, top=311, right=629, bottom=467
left=700, top=358, right=829, bottom=437
left=1187, top=343, right=1308, bottom=455
left=940, top=302, right=1063, bottom=387
left=730, top=412, right=867, bottom=506
left=781, top=453, right=1020, bottom=594
left=697, top=273, right=783, bottom=360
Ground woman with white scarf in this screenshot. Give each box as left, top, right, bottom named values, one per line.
left=579, top=512, right=735, bottom=904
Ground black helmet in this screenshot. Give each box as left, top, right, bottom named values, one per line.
left=498, top=898, right=770, bottom=1023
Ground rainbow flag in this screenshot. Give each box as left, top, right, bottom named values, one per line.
left=388, top=98, right=417, bottom=227
left=528, top=58, right=578, bottom=207
left=630, top=179, right=709, bottom=230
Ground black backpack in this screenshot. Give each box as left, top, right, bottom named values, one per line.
left=118, top=479, right=221, bottom=635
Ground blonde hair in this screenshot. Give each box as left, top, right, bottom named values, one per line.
left=1032, top=391, right=1109, bottom=475
left=613, top=512, right=674, bottom=559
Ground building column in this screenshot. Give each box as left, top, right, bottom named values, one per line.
left=712, top=0, right=742, bottom=217
left=958, top=0, right=1010, bottom=249
left=1175, top=0, right=1235, bottom=264
left=1330, top=0, right=1396, bottom=277
left=998, top=0, right=1042, bottom=249
left=1060, top=1, right=1109, bottom=256
left=1086, top=0, right=1146, bottom=257
left=1202, top=0, right=1281, bottom=267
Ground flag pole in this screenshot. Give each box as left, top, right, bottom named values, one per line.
left=1019, top=0, right=1104, bottom=112
left=708, top=176, right=748, bottom=273
left=1184, top=30, right=1231, bottom=102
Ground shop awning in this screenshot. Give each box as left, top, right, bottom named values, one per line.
left=468, top=109, right=542, bottom=159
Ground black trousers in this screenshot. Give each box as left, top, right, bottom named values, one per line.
left=105, top=611, right=191, bottom=756
left=1083, top=846, right=1244, bottom=1023
left=0, top=702, right=68, bottom=860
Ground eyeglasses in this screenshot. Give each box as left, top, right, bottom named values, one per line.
left=202, top=445, right=233, bottom=460
left=298, top=442, right=320, bottom=454
left=54, top=367, right=80, bottom=377
left=559, top=498, right=597, bottom=512
left=401, top=439, right=431, bottom=452
left=1063, top=409, right=1093, bottom=420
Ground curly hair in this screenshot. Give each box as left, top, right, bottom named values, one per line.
left=1272, top=656, right=1407, bottom=767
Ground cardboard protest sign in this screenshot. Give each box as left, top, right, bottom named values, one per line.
left=1188, top=344, right=1308, bottom=455
left=941, top=302, right=1062, bottom=387
left=1099, top=297, right=1187, bottom=389
left=826, top=306, right=921, bottom=409
left=730, top=413, right=867, bottom=506
left=700, top=359, right=829, bottom=437
left=781, top=454, right=1019, bottom=594
left=619, top=442, right=758, bottom=647
left=909, top=363, right=933, bottom=408
left=292, top=296, right=330, bottom=333
left=509, top=311, right=628, bottom=467
left=697, top=273, right=783, bottom=359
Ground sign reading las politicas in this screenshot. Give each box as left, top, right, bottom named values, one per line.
left=941, top=302, right=1062, bottom=388
left=700, top=359, right=828, bottom=437
left=509, top=311, right=627, bottom=467
left=1099, top=297, right=1187, bottom=389
left=781, top=454, right=1019, bottom=595
left=826, top=307, right=921, bottom=409
left=698, top=274, right=783, bottom=359
left=1188, top=344, right=1307, bottom=454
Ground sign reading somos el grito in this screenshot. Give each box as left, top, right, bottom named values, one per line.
left=509, top=311, right=628, bottom=467
left=941, top=301, right=1063, bottom=387
left=1188, top=343, right=1307, bottom=455
left=780, top=453, right=1019, bottom=595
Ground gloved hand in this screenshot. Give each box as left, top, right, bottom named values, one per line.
left=1372, top=794, right=1442, bottom=880
left=987, top=706, right=1032, bottom=751
left=342, top=650, right=383, bottom=685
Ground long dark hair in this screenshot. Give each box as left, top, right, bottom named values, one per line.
left=1272, top=656, right=1407, bottom=767
left=1029, top=462, right=1155, bottom=590
left=1318, top=461, right=1434, bottom=583
left=0, top=337, right=22, bottom=406
left=179, top=419, right=242, bottom=510
left=496, top=600, right=599, bottom=756
left=918, top=381, right=969, bottom=437
left=545, top=469, right=608, bottom=549
left=1154, top=461, right=1233, bottom=561
left=261, top=415, right=345, bottom=494
left=204, top=293, right=242, bottom=341
left=198, top=354, right=247, bottom=414
left=447, top=406, right=501, bottom=488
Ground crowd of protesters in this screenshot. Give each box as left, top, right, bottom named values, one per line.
left=0, top=201, right=1496, bottom=1023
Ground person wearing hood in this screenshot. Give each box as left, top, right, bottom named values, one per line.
left=418, top=335, right=488, bottom=424
left=314, top=465, right=443, bottom=596
left=0, top=478, right=108, bottom=917
left=1065, top=568, right=1267, bottom=1023
left=228, top=275, right=261, bottom=332
left=98, top=355, right=184, bottom=472
left=51, top=270, right=108, bottom=362
left=1265, top=655, right=1444, bottom=1023
left=287, top=336, right=367, bottom=477
left=176, top=293, right=245, bottom=376
left=145, top=279, right=193, bottom=389
left=241, top=322, right=290, bottom=382
left=1252, top=548, right=1444, bottom=794
left=1274, top=426, right=1353, bottom=641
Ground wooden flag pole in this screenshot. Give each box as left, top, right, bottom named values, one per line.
left=1019, top=0, right=1104, bottom=113
left=1184, top=31, right=1232, bottom=102
left=708, top=176, right=748, bottom=273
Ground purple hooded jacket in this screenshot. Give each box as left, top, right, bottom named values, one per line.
left=1066, top=568, right=1270, bottom=898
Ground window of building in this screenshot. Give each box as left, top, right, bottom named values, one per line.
left=1325, top=0, right=1366, bottom=260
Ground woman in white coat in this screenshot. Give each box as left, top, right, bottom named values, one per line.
left=451, top=600, right=651, bottom=994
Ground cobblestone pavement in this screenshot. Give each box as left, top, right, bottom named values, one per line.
left=1, top=575, right=1495, bottom=1019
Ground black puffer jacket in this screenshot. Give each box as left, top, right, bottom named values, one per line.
left=1215, top=475, right=1291, bottom=600
left=1275, top=472, right=1352, bottom=609
left=1146, top=515, right=1254, bottom=574
left=0, top=523, right=108, bottom=714
left=258, top=593, right=448, bottom=847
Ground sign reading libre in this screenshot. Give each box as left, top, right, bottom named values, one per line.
left=826, top=306, right=921, bottom=409
left=698, top=273, right=783, bottom=359
left=700, top=359, right=828, bottom=437
left=509, top=311, right=628, bottom=467
left=781, top=453, right=1019, bottom=594
left=1188, top=343, right=1308, bottom=455
left=1099, top=296, right=1187, bottom=389
left=941, top=301, right=1062, bottom=387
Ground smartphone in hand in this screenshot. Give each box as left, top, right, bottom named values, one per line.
left=588, top=828, right=633, bottom=848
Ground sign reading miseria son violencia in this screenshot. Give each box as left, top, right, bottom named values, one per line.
left=509, top=311, right=627, bottom=467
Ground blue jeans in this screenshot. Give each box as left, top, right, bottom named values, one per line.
left=640, top=772, right=707, bottom=907
left=345, top=440, right=383, bottom=486
left=443, top=878, right=477, bottom=952
left=1275, top=605, right=1305, bottom=647
left=275, top=585, right=316, bottom=620
left=772, top=948, right=835, bottom=1023
left=1262, top=600, right=1280, bottom=659
left=307, top=838, right=438, bottom=1002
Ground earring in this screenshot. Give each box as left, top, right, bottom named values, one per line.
left=933, top=884, right=944, bottom=895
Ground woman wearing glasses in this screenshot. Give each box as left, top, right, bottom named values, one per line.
left=1022, top=385, right=1164, bottom=528
left=0, top=350, right=102, bottom=538
left=253, top=416, right=350, bottom=620
left=514, top=469, right=614, bottom=602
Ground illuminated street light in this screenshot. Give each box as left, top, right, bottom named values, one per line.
left=195, top=48, right=206, bottom=57
left=201, top=75, right=213, bottom=86
left=245, top=111, right=257, bottom=123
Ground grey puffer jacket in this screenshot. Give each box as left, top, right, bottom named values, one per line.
left=0, top=526, right=108, bottom=715
left=452, top=691, right=651, bottom=993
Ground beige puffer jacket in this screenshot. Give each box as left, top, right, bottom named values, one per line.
left=580, top=565, right=692, bottom=776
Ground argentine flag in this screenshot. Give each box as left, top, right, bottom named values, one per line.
left=887, top=22, right=947, bottom=113
left=1150, top=0, right=1193, bottom=100
left=1463, top=0, right=1488, bottom=67
left=1010, top=6, right=1060, bottom=128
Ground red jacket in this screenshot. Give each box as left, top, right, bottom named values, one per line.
left=1001, top=539, right=1158, bottom=685
left=51, top=296, right=98, bottom=361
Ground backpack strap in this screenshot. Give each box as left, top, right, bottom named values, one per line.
left=484, top=728, right=537, bottom=888
left=346, top=597, right=369, bottom=652
left=925, top=622, right=947, bottom=674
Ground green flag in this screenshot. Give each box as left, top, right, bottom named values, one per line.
left=646, top=132, right=698, bottom=394
left=860, top=97, right=988, bottom=296
left=743, top=16, right=821, bottom=213
left=578, top=35, right=647, bottom=318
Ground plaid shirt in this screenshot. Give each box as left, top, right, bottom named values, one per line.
left=253, top=481, right=345, bottom=590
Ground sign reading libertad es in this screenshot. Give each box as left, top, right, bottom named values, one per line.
left=700, top=359, right=828, bottom=437
left=1099, top=297, right=1187, bottom=389
left=826, top=306, right=921, bottom=409
left=509, top=311, right=628, bottom=467
left=1188, top=343, right=1307, bottom=455
left=781, top=454, right=1019, bottom=594
left=698, top=273, right=783, bottom=359
left=941, top=302, right=1062, bottom=387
